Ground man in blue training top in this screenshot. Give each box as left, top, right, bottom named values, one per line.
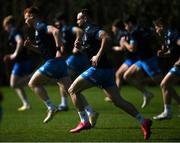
left=3, top=15, right=33, bottom=111
left=54, top=12, right=90, bottom=112
left=24, top=7, right=71, bottom=123
left=153, top=17, right=180, bottom=120
left=68, top=9, right=152, bottom=140
left=122, top=15, right=161, bottom=108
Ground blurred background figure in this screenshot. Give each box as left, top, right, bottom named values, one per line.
left=54, top=12, right=90, bottom=111
left=3, top=15, right=33, bottom=111
left=122, top=15, right=160, bottom=108
left=153, top=17, right=180, bottom=120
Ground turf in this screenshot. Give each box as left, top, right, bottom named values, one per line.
left=0, top=85, right=180, bottom=142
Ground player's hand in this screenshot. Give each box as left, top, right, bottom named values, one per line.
left=55, top=50, right=62, bottom=58
left=3, top=54, right=12, bottom=63
left=91, top=55, right=100, bottom=66
left=174, top=58, right=180, bottom=67
left=74, top=39, right=81, bottom=49
left=24, top=38, right=33, bottom=47
left=112, top=46, right=120, bottom=51
left=112, top=46, right=125, bottom=51
left=120, top=36, right=127, bottom=46
left=157, top=49, right=165, bottom=57
left=72, top=47, right=80, bottom=54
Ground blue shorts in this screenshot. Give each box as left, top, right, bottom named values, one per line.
left=169, top=66, right=180, bottom=76
left=66, top=53, right=90, bottom=74
left=135, top=56, right=161, bottom=77
left=12, top=60, right=32, bottom=76
left=38, top=58, right=68, bottom=80
left=80, top=67, right=116, bottom=88
left=123, top=56, right=139, bottom=67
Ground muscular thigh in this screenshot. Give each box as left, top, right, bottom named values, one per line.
left=69, top=76, right=94, bottom=93
left=116, top=64, right=129, bottom=75
left=10, top=74, right=21, bottom=86
left=124, top=64, right=145, bottom=79
left=29, top=70, right=51, bottom=85
left=161, top=73, right=179, bottom=86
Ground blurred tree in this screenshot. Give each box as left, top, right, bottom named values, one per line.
left=0, top=0, right=180, bottom=85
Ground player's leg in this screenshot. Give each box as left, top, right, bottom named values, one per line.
left=123, top=64, right=154, bottom=108
left=104, top=63, right=129, bottom=102
left=58, top=86, right=69, bottom=111
left=68, top=75, right=95, bottom=133
left=57, top=76, right=72, bottom=111
left=103, top=86, right=152, bottom=140
left=58, top=53, right=90, bottom=111
left=153, top=72, right=179, bottom=120
left=28, top=70, right=57, bottom=123
left=10, top=63, right=31, bottom=111
left=115, top=63, right=129, bottom=88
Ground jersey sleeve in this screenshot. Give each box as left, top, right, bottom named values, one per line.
left=95, top=30, right=105, bottom=40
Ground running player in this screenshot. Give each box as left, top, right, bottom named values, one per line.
left=3, top=15, right=32, bottom=111
left=122, top=15, right=161, bottom=108
left=153, top=17, right=180, bottom=120
left=24, top=7, right=71, bottom=123
left=68, top=9, right=152, bottom=140
left=54, top=12, right=90, bottom=111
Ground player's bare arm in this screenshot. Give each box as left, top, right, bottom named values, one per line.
left=121, top=38, right=137, bottom=52
left=24, top=38, right=40, bottom=53
left=47, top=25, right=63, bottom=57
left=91, top=31, right=110, bottom=66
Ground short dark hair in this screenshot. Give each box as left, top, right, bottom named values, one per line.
left=24, top=6, right=40, bottom=16
left=79, top=9, right=91, bottom=17
left=153, top=17, right=166, bottom=26
left=112, top=19, right=124, bottom=29
left=55, top=12, right=67, bottom=21
left=124, top=15, right=137, bottom=25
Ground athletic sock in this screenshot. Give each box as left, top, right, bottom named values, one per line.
left=164, top=104, right=171, bottom=114
left=84, top=105, right=94, bottom=116
left=136, top=113, right=145, bottom=124
left=143, top=91, right=151, bottom=97
left=78, top=111, right=89, bottom=122
left=60, top=96, right=68, bottom=107
left=44, top=99, right=55, bottom=110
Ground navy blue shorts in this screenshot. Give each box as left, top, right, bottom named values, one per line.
left=66, top=53, right=90, bottom=74
left=12, top=60, right=32, bottom=76
left=80, top=67, right=116, bottom=88
left=169, top=66, right=180, bottom=76
left=135, top=56, right=161, bottom=77
left=38, top=58, right=68, bottom=80
left=123, top=56, right=139, bottom=67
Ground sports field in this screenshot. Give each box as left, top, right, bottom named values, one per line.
left=0, top=85, right=179, bottom=142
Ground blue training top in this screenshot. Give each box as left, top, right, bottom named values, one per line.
left=35, top=21, right=57, bottom=61
left=60, top=24, right=76, bottom=56
left=81, top=23, right=113, bottom=68
left=163, top=28, right=180, bottom=60
left=8, top=27, right=28, bottom=62
left=129, top=26, right=156, bottom=60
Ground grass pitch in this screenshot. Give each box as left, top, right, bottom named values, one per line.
left=0, top=85, right=180, bottom=142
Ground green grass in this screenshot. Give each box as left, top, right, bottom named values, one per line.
left=0, top=85, right=180, bottom=142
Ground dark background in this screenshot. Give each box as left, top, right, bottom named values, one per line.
left=0, top=0, right=180, bottom=85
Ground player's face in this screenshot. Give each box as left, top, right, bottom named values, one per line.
left=124, top=22, right=132, bottom=32
left=77, top=12, right=86, bottom=28
left=154, top=25, right=163, bottom=36
left=112, top=25, right=118, bottom=35
left=24, top=13, right=34, bottom=27
left=3, top=24, right=10, bottom=32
